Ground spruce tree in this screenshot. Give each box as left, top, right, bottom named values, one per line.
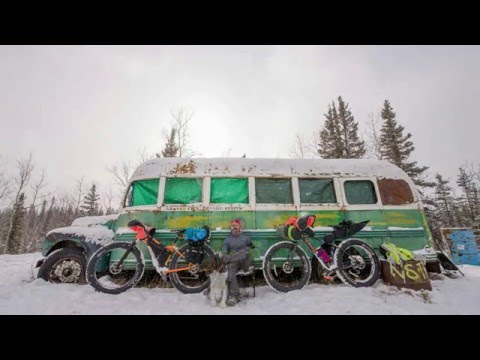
left=157, top=128, right=179, bottom=158
left=379, top=100, right=433, bottom=188
left=456, top=167, right=478, bottom=224
left=81, top=184, right=101, bottom=216
left=434, top=174, right=456, bottom=227
left=317, top=103, right=342, bottom=158
left=337, top=96, right=366, bottom=158
left=5, top=192, right=26, bottom=254
left=317, top=97, right=365, bottom=159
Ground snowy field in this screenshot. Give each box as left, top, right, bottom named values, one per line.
left=1, top=253, right=479, bottom=315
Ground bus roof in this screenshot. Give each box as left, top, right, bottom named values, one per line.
left=131, top=157, right=412, bottom=182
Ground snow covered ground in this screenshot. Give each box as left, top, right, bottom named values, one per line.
left=1, top=253, right=479, bottom=315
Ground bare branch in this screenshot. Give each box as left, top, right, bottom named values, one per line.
left=289, top=133, right=308, bottom=159
left=107, top=161, right=133, bottom=188
left=71, top=177, right=85, bottom=214
left=364, top=113, right=383, bottom=160
left=0, top=157, right=10, bottom=206
left=222, top=147, right=232, bottom=158
left=137, top=146, right=155, bottom=165
left=13, top=153, right=34, bottom=202
left=29, top=169, right=47, bottom=207
left=170, top=106, right=196, bottom=158
left=101, top=185, right=120, bottom=214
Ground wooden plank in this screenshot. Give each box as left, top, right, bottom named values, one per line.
left=380, top=259, right=432, bottom=291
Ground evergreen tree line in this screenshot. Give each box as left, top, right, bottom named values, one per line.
left=0, top=177, right=114, bottom=254
left=313, top=96, right=479, bottom=245
left=428, top=167, right=480, bottom=244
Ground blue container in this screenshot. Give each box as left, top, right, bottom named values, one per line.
left=442, top=228, right=480, bottom=266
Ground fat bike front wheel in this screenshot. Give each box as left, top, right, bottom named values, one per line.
left=86, top=242, right=145, bottom=295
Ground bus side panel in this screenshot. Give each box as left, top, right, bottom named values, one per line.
left=345, top=208, right=429, bottom=251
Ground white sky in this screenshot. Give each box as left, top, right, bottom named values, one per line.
left=1, top=45, right=479, bottom=197
left=1, top=252, right=479, bottom=314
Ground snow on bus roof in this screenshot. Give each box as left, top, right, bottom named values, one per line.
left=130, top=157, right=410, bottom=182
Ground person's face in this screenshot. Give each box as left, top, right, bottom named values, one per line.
left=231, top=222, right=241, bottom=236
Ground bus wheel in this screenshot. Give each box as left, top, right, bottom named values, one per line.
left=38, top=247, right=86, bottom=284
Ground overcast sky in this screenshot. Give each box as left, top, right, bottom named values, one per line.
left=0, top=45, right=479, bottom=197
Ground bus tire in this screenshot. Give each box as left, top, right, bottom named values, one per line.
left=38, top=247, right=87, bottom=284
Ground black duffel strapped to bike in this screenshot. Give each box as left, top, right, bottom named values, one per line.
left=322, top=220, right=370, bottom=244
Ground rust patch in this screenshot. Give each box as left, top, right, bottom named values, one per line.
left=169, top=160, right=197, bottom=174
left=378, top=178, right=414, bottom=205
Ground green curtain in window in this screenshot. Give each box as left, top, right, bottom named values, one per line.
left=132, top=179, right=159, bottom=206
left=210, top=178, right=248, bottom=204
left=344, top=181, right=377, bottom=204
left=255, top=178, right=293, bottom=204
left=299, top=179, right=336, bottom=203
left=164, top=178, right=203, bottom=204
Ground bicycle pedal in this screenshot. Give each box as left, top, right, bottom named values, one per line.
left=323, top=275, right=335, bottom=281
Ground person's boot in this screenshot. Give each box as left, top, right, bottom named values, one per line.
left=226, top=291, right=241, bottom=306
left=226, top=296, right=238, bottom=306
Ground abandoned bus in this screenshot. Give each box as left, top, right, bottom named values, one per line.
left=37, top=157, right=433, bottom=282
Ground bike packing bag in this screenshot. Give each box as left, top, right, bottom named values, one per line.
left=184, top=227, right=210, bottom=264
left=185, top=227, right=208, bottom=243
left=379, top=242, right=415, bottom=265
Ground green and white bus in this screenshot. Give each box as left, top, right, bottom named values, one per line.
left=37, top=157, right=433, bottom=282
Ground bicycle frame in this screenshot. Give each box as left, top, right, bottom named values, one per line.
left=294, top=235, right=336, bottom=272
left=294, top=235, right=357, bottom=275
left=113, top=229, right=198, bottom=277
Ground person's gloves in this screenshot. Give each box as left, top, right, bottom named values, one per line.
left=221, top=254, right=231, bottom=265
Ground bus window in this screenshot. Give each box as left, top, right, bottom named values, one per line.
left=299, top=178, right=336, bottom=204
left=130, top=179, right=159, bottom=206
left=210, top=178, right=248, bottom=204
left=344, top=180, right=377, bottom=204
left=256, top=178, right=293, bottom=204
left=377, top=178, right=414, bottom=205
left=164, top=178, right=203, bottom=204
